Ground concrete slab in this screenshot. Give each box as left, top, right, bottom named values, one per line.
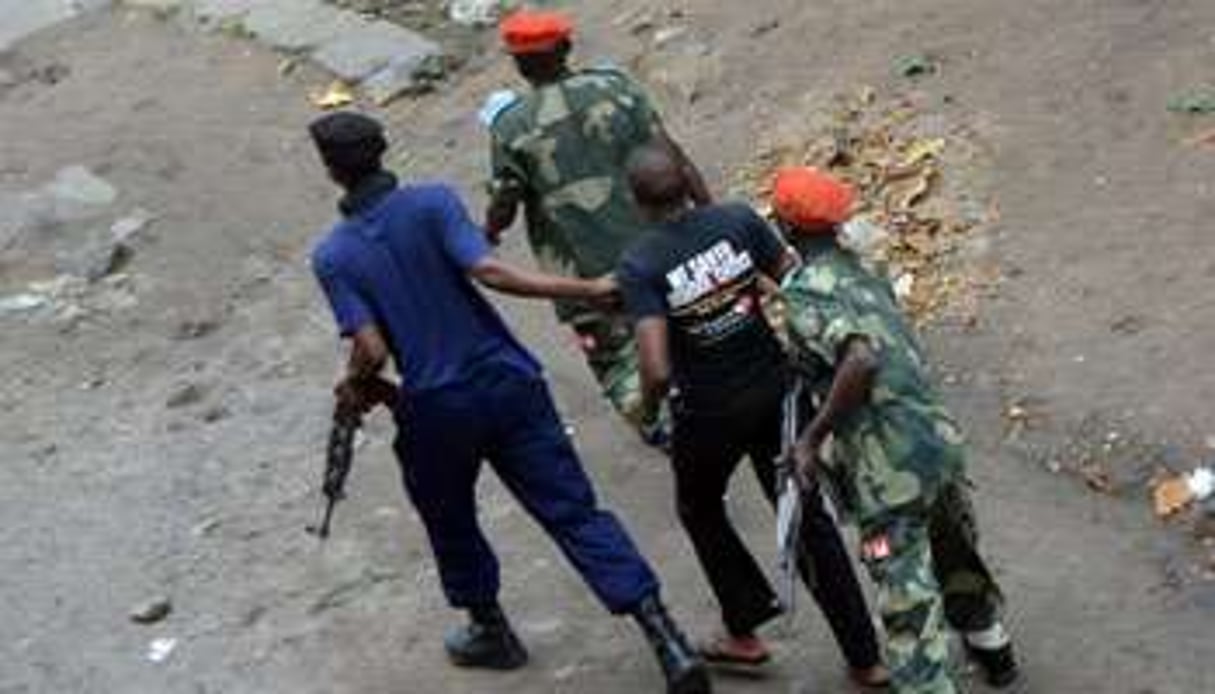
left=0, top=0, right=112, bottom=51
left=242, top=0, right=360, bottom=51
left=311, top=20, right=440, bottom=83
left=187, top=0, right=258, bottom=24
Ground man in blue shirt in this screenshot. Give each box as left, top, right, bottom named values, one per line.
left=308, top=113, right=710, bottom=694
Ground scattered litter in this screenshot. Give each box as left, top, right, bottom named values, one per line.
left=840, top=217, right=888, bottom=254
left=1081, top=465, right=1114, bottom=495
left=1153, top=467, right=1214, bottom=519
left=449, top=0, right=501, bottom=26
left=1005, top=404, right=1030, bottom=422
left=146, top=637, right=177, bottom=663
left=894, top=53, right=936, bottom=78
left=191, top=518, right=220, bottom=537
left=732, top=87, right=993, bottom=324
left=893, top=273, right=915, bottom=300
left=311, top=81, right=355, bottom=110
left=130, top=597, right=172, bottom=625
left=1167, top=89, right=1215, bottom=114
left=652, top=26, right=689, bottom=50
left=0, top=293, right=50, bottom=315
left=277, top=57, right=300, bottom=77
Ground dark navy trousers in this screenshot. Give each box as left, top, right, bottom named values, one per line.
left=393, top=361, right=658, bottom=614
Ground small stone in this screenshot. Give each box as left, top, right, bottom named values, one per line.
left=652, top=26, right=688, bottom=49
left=200, top=404, right=231, bottom=423
left=110, top=208, right=155, bottom=244
left=174, top=318, right=220, bottom=340
left=130, top=597, right=172, bottom=625
left=191, top=518, right=221, bottom=537
left=166, top=382, right=207, bottom=409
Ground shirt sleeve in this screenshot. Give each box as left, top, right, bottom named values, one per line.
left=429, top=185, right=492, bottom=271
left=786, top=275, right=870, bottom=366
left=736, top=205, right=789, bottom=276
left=616, top=72, right=661, bottom=135
left=618, top=252, right=667, bottom=321
left=313, top=250, right=375, bottom=338
left=489, top=128, right=528, bottom=198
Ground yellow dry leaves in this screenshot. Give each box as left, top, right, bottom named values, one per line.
left=732, top=88, right=993, bottom=325
left=311, top=81, right=355, bottom=110
left=1154, top=476, right=1194, bottom=518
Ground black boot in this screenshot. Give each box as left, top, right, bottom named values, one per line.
left=444, top=603, right=528, bottom=670
left=632, top=594, right=712, bottom=694
left=965, top=641, right=1020, bottom=688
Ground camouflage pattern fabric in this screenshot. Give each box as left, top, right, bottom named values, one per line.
left=860, top=482, right=1004, bottom=693
left=781, top=238, right=965, bottom=525
left=490, top=67, right=660, bottom=324
left=569, top=310, right=646, bottom=427
left=782, top=238, right=1004, bottom=692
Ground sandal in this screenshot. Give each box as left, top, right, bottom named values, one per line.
left=698, top=633, right=772, bottom=667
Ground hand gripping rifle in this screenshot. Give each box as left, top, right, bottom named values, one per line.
left=306, top=377, right=397, bottom=540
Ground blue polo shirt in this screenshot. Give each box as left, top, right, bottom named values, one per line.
left=312, top=177, right=540, bottom=394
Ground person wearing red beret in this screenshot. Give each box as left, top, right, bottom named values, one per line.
left=485, top=9, right=711, bottom=451
left=774, top=167, right=1020, bottom=693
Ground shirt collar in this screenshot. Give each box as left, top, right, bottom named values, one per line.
left=339, top=171, right=398, bottom=216
left=793, top=234, right=842, bottom=259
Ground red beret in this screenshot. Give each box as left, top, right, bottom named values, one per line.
left=499, top=10, right=574, bottom=55
left=771, top=167, right=856, bottom=234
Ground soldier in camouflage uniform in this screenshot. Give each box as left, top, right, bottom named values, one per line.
left=771, top=168, right=1019, bottom=693
left=486, top=10, right=711, bottom=440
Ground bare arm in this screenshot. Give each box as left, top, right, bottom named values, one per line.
left=635, top=316, right=672, bottom=422
left=335, top=325, right=395, bottom=416
left=469, top=256, right=616, bottom=303
left=794, top=337, right=879, bottom=484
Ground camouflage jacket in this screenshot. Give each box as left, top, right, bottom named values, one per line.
left=782, top=238, right=966, bottom=524
left=489, top=67, right=660, bottom=323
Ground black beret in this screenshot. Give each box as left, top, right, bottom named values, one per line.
left=309, top=111, right=385, bottom=148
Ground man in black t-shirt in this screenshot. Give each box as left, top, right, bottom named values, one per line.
left=616, top=145, right=887, bottom=687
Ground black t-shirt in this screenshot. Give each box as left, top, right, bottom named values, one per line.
left=618, top=202, right=789, bottom=415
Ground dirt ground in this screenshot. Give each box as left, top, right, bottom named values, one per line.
left=2, top=2, right=1214, bottom=693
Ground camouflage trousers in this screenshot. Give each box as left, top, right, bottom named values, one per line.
left=568, top=311, right=647, bottom=428
left=858, top=481, right=1004, bottom=694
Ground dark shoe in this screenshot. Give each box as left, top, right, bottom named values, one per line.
left=444, top=605, right=528, bottom=671
left=632, top=594, right=713, bottom=694
left=965, top=642, right=1019, bottom=688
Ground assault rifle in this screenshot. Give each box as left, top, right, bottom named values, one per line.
left=306, top=377, right=397, bottom=540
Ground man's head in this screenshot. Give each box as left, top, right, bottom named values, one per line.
left=499, top=10, right=573, bottom=84
left=309, top=111, right=388, bottom=188
left=770, top=166, right=855, bottom=236
left=627, top=143, right=691, bottom=220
